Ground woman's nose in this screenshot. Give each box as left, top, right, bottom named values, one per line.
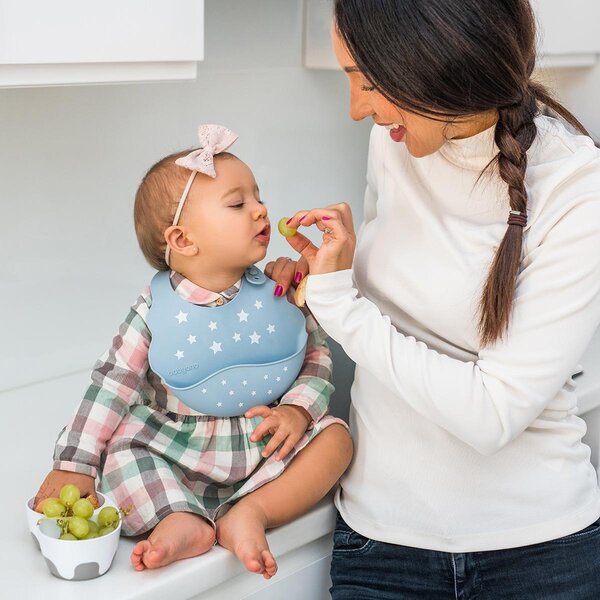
left=349, top=88, right=373, bottom=122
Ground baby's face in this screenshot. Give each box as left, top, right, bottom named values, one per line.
left=179, top=156, right=270, bottom=270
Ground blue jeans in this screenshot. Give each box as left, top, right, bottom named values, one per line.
left=330, top=512, right=600, bottom=599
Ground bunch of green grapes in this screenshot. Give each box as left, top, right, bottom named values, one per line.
left=38, top=484, right=124, bottom=541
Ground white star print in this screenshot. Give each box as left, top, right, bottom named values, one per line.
left=229, top=390, right=235, bottom=396
left=267, top=324, right=275, bottom=334
left=175, top=350, right=184, bottom=360
left=202, top=388, right=207, bottom=394
left=187, top=335, right=197, bottom=344
left=221, top=379, right=227, bottom=385
left=276, top=376, right=281, bottom=382
left=208, top=321, right=218, bottom=331
left=263, top=374, right=269, bottom=380
left=209, top=341, right=222, bottom=355
left=217, top=402, right=222, bottom=407
left=242, top=380, right=248, bottom=386
left=232, top=333, right=241, bottom=342
left=175, top=310, right=188, bottom=324
left=283, top=367, right=288, bottom=372
left=254, top=300, right=263, bottom=310
left=238, top=402, right=244, bottom=407
left=249, top=331, right=261, bottom=344
left=237, top=309, right=249, bottom=322
left=251, top=391, right=256, bottom=396
left=267, top=389, right=272, bottom=395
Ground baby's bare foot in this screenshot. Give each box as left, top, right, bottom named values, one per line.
left=131, top=512, right=215, bottom=571
left=216, top=502, right=277, bottom=579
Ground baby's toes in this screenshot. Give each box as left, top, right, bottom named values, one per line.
left=261, top=550, right=277, bottom=579
left=131, top=541, right=150, bottom=571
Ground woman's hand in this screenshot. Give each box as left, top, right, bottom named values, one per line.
left=284, top=203, right=356, bottom=276
left=245, top=404, right=312, bottom=461
left=264, top=256, right=309, bottom=297
left=33, top=469, right=96, bottom=511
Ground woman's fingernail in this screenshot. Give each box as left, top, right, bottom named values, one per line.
left=286, top=217, right=293, bottom=224
left=322, top=216, right=331, bottom=221
left=299, top=215, right=305, bottom=222
left=274, top=284, right=283, bottom=297
left=294, top=272, right=303, bottom=284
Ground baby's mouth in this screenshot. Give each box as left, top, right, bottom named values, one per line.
left=256, top=224, right=271, bottom=239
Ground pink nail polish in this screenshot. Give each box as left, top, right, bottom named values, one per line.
left=294, top=272, right=303, bottom=284
left=322, top=216, right=331, bottom=221
left=274, top=284, right=283, bottom=297
left=286, top=217, right=293, bottom=224
left=299, top=215, right=305, bottom=222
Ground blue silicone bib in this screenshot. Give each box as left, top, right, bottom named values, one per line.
left=147, top=266, right=308, bottom=417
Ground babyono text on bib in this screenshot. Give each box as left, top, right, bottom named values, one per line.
left=147, top=266, right=308, bottom=417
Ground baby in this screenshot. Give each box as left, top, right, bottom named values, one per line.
left=34, top=124, right=352, bottom=578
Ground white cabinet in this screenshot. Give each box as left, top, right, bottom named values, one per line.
left=533, top=0, right=600, bottom=68
left=0, top=0, right=204, bottom=87
left=304, top=0, right=600, bottom=70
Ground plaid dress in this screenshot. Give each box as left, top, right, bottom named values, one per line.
left=53, top=271, right=346, bottom=535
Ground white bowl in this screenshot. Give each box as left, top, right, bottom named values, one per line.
left=25, top=492, right=121, bottom=580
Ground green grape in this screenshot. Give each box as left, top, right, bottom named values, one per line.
left=59, top=484, right=80, bottom=507
left=98, top=506, right=120, bottom=528
left=87, top=519, right=99, bottom=534
left=98, top=526, right=115, bottom=537
left=42, top=498, right=66, bottom=518
left=72, top=498, right=94, bottom=519
left=68, top=516, right=90, bottom=539
left=60, top=533, right=77, bottom=540
left=277, top=217, right=297, bottom=238
left=84, top=532, right=99, bottom=539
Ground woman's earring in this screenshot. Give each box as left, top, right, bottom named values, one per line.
left=192, top=247, right=198, bottom=255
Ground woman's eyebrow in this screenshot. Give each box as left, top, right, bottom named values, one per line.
left=344, top=66, right=360, bottom=73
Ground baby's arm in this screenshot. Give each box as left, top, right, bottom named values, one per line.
left=276, top=312, right=335, bottom=424
left=34, top=292, right=152, bottom=507
left=244, top=313, right=335, bottom=461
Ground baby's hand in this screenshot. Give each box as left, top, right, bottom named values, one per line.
left=34, top=469, right=96, bottom=511
left=246, top=404, right=312, bottom=461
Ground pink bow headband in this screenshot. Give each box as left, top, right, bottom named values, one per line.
left=165, top=124, right=239, bottom=267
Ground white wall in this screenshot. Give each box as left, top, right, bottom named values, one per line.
left=0, top=1, right=368, bottom=418
left=542, top=63, right=600, bottom=140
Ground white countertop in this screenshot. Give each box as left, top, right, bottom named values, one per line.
left=3, top=329, right=600, bottom=600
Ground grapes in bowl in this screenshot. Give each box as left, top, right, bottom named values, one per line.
left=25, top=485, right=123, bottom=580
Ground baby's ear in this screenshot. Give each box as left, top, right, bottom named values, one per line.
left=164, top=225, right=199, bottom=258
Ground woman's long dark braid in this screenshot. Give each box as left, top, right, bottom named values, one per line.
left=478, top=89, right=538, bottom=345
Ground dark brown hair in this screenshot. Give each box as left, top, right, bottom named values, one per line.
left=334, top=0, right=588, bottom=346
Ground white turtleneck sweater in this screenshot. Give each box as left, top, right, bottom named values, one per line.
left=306, top=116, right=600, bottom=552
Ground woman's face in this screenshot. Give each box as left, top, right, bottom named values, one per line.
left=332, top=27, right=494, bottom=158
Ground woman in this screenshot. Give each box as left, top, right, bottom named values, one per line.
left=268, top=0, right=600, bottom=597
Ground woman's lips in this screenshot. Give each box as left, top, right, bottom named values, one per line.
left=385, top=123, right=406, bottom=142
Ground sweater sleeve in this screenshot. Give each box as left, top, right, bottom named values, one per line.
left=278, top=313, right=335, bottom=424
left=53, top=291, right=152, bottom=478
left=305, top=194, right=600, bottom=456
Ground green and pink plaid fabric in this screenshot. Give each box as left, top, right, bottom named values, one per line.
left=53, top=272, right=345, bottom=535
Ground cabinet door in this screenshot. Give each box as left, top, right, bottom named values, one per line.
left=0, top=0, right=204, bottom=86
left=533, top=0, right=600, bottom=67
left=303, top=0, right=600, bottom=70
